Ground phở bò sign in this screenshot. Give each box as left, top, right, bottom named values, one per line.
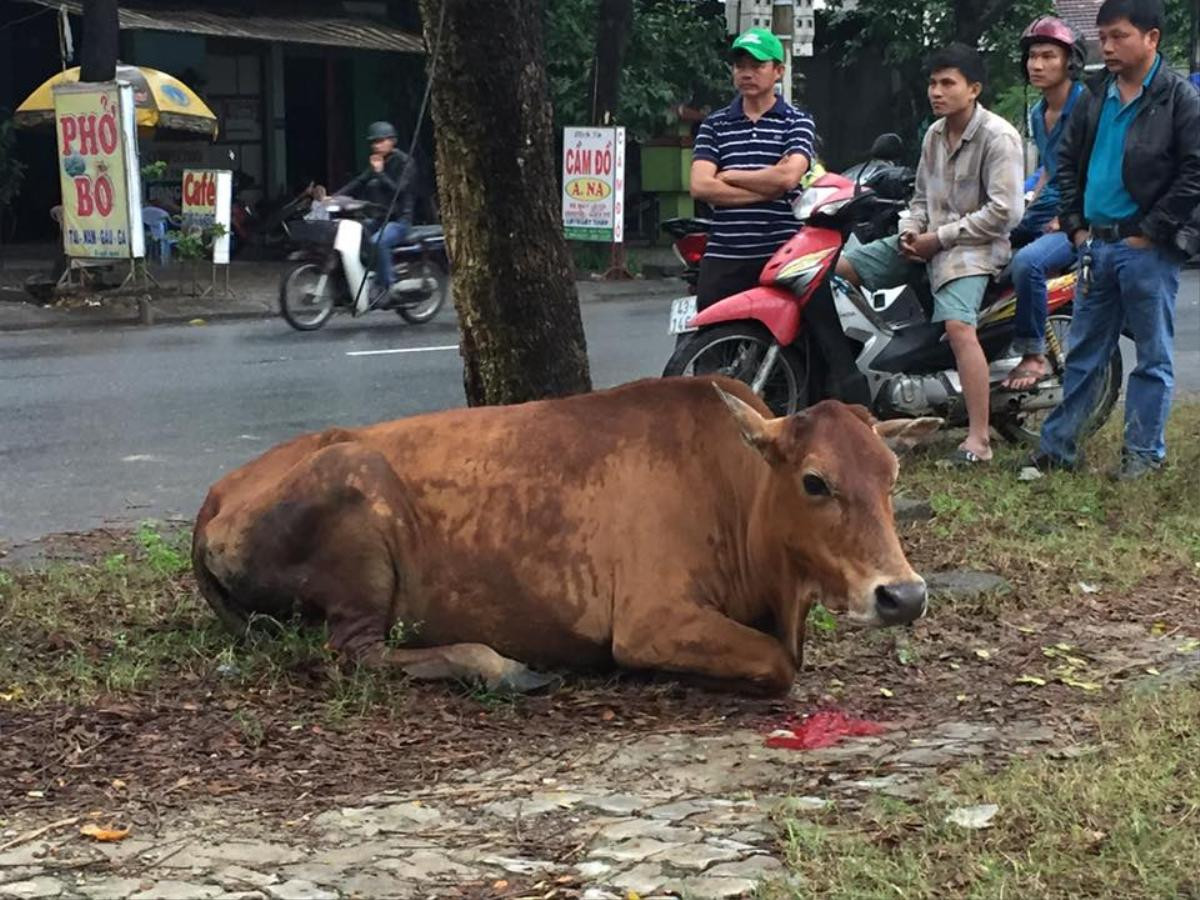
left=52, top=81, right=144, bottom=260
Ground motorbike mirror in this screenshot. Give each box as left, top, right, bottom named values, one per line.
left=868, top=133, right=904, bottom=162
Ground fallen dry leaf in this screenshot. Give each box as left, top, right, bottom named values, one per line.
left=1015, top=675, right=1047, bottom=687
left=879, top=688, right=895, bottom=698
left=80, top=823, right=130, bottom=842
left=492, top=881, right=509, bottom=892
left=601, top=708, right=615, bottom=721
left=946, top=804, right=999, bottom=829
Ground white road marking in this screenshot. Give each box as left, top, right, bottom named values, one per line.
left=345, top=344, right=460, bottom=358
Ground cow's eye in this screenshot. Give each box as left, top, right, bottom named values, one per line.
left=803, top=474, right=832, bottom=497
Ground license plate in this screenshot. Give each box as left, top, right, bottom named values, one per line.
left=668, top=295, right=698, bottom=335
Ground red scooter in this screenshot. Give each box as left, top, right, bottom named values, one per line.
left=662, top=170, right=1120, bottom=445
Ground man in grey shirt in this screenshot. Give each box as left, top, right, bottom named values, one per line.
left=836, top=44, right=1024, bottom=464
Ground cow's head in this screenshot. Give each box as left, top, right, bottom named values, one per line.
left=716, top=386, right=940, bottom=628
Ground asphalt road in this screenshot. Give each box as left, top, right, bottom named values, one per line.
left=1, top=270, right=1197, bottom=546
left=0, top=299, right=678, bottom=545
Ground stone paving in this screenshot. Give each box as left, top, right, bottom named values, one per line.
left=0, top=711, right=1103, bottom=900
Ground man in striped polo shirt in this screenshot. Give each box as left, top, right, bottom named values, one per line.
left=690, top=27, right=816, bottom=310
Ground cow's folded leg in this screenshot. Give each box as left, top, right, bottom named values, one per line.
left=356, top=640, right=557, bottom=694
left=613, top=606, right=796, bottom=696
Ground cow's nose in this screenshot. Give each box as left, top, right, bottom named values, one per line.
left=874, top=581, right=927, bottom=626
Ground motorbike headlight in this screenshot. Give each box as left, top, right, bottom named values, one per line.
left=794, top=185, right=838, bottom=220
left=773, top=248, right=836, bottom=290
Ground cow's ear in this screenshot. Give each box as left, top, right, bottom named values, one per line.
left=714, top=384, right=789, bottom=463
left=873, top=417, right=943, bottom=452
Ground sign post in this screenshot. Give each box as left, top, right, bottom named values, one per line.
left=52, top=81, right=145, bottom=288
left=182, top=168, right=234, bottom=296
left=561, top=125, right=631, bottom=279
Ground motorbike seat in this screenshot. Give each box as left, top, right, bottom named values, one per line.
left=407, top=224, right=444, bottom=243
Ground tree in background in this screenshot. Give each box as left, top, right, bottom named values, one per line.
left=820, top=0, right=1194, bottom=152
left=418, top=0, right=592, bottom=406
left=546, top=0, right=730, bottom=141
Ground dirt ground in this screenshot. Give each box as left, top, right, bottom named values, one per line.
left=2, top=524, right=1198, bottom=899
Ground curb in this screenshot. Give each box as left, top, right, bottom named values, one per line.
left=0, top=280, right=686, bottom=333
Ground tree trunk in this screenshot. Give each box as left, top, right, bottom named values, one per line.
left=590, top=0, right=635, bottom=126
left=418, top=0, right=592, bottom=406
left=79, top=0, right=119, bottom=83
left=952, top=0, right=1009, bottom=48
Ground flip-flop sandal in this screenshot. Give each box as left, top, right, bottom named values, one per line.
left=1001, top=365, right=1053, bottom=391
left=941, top=447, right=992, bottom=466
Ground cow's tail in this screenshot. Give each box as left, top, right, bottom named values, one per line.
left=191, top=495, right=251, bottom=636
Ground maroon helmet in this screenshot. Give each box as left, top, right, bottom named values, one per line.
left=1020, top=16, right=1086, bottom=81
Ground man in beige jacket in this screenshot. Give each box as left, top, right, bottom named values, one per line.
left=836, top=44, right=1024, bottom=464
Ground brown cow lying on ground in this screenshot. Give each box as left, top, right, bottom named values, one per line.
left=192, top=376, right=939, bottom=696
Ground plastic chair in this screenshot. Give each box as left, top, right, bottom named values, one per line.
left=142, top=207, right=179, bottom=265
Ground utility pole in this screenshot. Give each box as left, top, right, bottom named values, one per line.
left=772, top=0, right=795, bottom=103
left=79, top=0, right=118, bottom=83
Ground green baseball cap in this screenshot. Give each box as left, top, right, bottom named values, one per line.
left=731, top=27, right=785, bottom=63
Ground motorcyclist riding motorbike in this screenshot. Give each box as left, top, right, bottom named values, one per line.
left=336, top=121, right=416, bottom=304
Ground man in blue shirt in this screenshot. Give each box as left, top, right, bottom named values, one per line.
left=690, top=28, right=815, bottom=310
left=1033, top=0, right=1200, bottom=480
left=1002, top=17, right=1088, bottom=391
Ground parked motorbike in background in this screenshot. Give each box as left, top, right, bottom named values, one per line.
left=660, top=216, right=712, bottom=293
left=661, top=135, right=1120, bottom=446
left=279, top=197, right=449, bottom=332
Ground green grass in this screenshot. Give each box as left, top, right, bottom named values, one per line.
left=896, top=403, right=1200, bottom=603
left=0, top=523, right=412, bottom=721
left=768, top=681, right=1200, bottom=899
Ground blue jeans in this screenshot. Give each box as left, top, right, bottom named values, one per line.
left=371, top=221, right=410, bottom=288
left=1010, top=231, right=1076, bottom=356
left=1040, top=239, right=1181, bottom=465
left=1010, top=202, right=1059, bottom=248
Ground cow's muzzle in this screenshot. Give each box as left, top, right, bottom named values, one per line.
left=874, top=580, right=928, bottom=626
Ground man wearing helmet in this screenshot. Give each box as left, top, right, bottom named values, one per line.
left=337, top=121, right=416, bottom=302
left=1002, top=17, right=1088, bottom=391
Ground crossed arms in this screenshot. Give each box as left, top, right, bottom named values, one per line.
left=690, top=154, right=811, bottom=207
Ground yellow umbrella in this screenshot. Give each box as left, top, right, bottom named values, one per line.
left=14, top=64, right=218, bottom=138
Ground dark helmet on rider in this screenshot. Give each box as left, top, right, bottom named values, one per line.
left=1019, top=16, right=1086, bottom=82
left=366, top=121, right=397, bottom=143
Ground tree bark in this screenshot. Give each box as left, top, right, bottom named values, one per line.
left=79, top=0, right=119, bottom=83
left=590, top=0, right=635, bottom=126
left=418, top=0, right=592, bottom=406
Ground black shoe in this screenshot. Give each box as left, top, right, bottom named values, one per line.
left=1108, top=453, right=1163, bottom=482
left=1022, top=453, right=1080, bottom=475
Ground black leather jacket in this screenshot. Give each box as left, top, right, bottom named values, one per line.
left=1056, top=63, right=1200, bottom=257
left=337, top=150, right=416, bottom=227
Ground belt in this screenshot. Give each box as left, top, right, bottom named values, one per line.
left=1089, top=221, right=1142, bottom=242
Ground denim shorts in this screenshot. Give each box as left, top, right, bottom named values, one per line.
left=843, top=236, right=989, bottom=326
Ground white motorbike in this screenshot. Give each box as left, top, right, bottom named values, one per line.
left=279, top=197, right=449, bottom=331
